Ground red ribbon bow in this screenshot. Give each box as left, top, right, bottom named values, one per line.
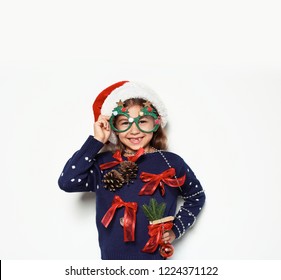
left=139, top=168, right=186, bottom=196
left=142, top=221, right=173, bottom=253
left=101, top=195, right=138, bottom=242
left=99, top=148, right=145, bottom=170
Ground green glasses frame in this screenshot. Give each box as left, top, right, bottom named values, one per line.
left=109, top=105, right=160, bottom=133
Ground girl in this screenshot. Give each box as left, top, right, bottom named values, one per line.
left=58, top=81, right=205, bottom=260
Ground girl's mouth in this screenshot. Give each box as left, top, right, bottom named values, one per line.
left=128, top=137, right=143, bottom=144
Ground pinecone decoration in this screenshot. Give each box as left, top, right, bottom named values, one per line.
left=102, top=170, right=124, bottom=192
left=119, top=161, right=138, bottom=184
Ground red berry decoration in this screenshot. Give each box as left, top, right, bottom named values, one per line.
left=159, top=243, right=174, bottom=258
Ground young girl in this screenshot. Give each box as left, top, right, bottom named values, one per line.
left=58, top=81, right=206, bottom=260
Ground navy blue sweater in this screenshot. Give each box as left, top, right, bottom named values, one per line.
left=58, top=136, right=205, bottom=260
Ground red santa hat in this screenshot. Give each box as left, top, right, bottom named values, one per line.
left=93, top=80, right=168, bottom=144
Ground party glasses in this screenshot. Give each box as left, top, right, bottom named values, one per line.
left=109, top=101, right=161, bottom=133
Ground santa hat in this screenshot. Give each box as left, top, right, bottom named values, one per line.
left=93, top=81, right=168, bottom=144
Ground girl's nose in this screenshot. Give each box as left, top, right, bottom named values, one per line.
left=128, top=122, right=140, bottom=134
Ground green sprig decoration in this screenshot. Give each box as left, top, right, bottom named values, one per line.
left=142, top=198, right=166, bottom=222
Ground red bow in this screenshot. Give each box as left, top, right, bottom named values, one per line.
left=101, top=195, right=138, bottom=242
left=99, top=148, right=144, bottom=170
left=139, top=168, right=186, bottom=196
left=142, top=221, right=173, bottom=253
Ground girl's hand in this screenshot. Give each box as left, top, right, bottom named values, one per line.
left=162, top=230, right=176, bottom=244
left=94, top=115, right=111, bottom=144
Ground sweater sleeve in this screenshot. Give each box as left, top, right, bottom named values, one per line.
left=172, top=162, right=206, bottom=239
left=58, top=135, right=104, bottom=192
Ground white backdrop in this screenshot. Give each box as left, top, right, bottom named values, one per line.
left=1, top=0, right=281, bottom=260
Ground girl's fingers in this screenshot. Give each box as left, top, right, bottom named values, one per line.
left=97, top=116, right=110, bottom=130
left=162, top=232, right=171, bottom=243
left=162, top=230, right=176, bottom=243
left=93, top=115, right=112, bottom=143
left=99, top=120, right=107, bottom=130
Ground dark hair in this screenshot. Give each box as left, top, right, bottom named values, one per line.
left=115, top=98, right=168, bottom=151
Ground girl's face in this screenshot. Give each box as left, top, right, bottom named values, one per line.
left=115, top=105, right=154, bottom=153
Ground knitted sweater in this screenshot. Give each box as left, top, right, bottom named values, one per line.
left=58, top=136, right=205, bottom=260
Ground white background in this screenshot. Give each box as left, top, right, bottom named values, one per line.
left=1, top=0, right=281, bottom=260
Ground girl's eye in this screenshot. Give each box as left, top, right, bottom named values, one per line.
left=139, top=120, right=148, bottom=124
left=120, top=121, right=129, bottom=126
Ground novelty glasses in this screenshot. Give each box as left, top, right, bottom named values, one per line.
left=109, top=101, right=161, bottom=133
